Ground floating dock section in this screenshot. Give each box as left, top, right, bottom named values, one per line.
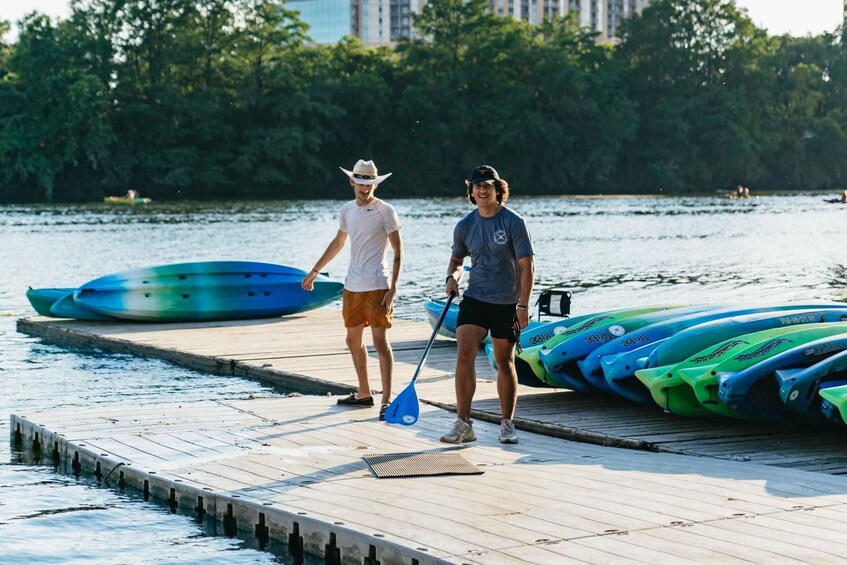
left=13, top=396, right=847, bottom=564
left=13, top=310, right=847, bottom=562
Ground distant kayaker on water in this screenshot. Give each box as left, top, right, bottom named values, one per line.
left=301, top=159, right=403, bottom=421
left=727, top=185, right=750, bottom=199
left=441, top=165, right=535, bottom=445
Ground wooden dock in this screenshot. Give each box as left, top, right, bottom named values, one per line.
left=12, top=311, right=847, bottom=562
left=17, top=312, right=847, bottom=473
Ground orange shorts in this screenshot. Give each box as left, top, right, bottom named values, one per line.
left=342, top=289, right=393, bottom=328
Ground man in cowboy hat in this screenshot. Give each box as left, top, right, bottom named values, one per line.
left=302, top=159, right=403, bottom=420
left=441, top=164, right=535, bottom=444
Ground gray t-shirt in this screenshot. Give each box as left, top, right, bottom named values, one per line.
left=451, top=206, right=534, bottom=304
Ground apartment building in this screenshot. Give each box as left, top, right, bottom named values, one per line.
left=290, top=0, right=650, bottom=45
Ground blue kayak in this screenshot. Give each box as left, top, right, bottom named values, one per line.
left=718, top=333, right=847, bottom=421
left=779, top=348, right=847, bottom=420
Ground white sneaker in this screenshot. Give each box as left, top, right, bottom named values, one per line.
left=499, top=419, right=518, bottom=444
left=440, top=418, right=476, bottom=443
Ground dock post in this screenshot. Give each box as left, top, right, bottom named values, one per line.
left=13, top=423, right=22, bottom=447
left=195, top=496, right=206, bottom=524
left=71, top=451, right=81, bottom=476
left=32, top=431, right=41, bottom=458
left=364, top=544, right=380, bottom=565
left=288, top=521, right=304, bottom=564
left=324, top=532, right=341, bottom=565
left=223, top=503, right=237, bottom=537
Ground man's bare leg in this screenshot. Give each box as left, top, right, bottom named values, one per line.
left=345, top=323, right=372, bottom=398
left=491, top=337, right=518, bottom=420
left=370, top=325, right=393, bottom=405
left=454, top=324, right=488, bottom=420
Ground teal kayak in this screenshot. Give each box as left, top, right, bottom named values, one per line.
left=73, top=261, right=343, bottom=322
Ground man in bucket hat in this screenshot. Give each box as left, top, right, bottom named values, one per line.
left=441, top=165, right=535, bottom=444
left=302, top=159, right=403, bottom=420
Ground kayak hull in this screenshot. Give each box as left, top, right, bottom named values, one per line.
left=73, top=261, right=342, bottom=322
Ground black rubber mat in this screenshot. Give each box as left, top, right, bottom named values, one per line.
left=363, top=452, right=484, bottom=478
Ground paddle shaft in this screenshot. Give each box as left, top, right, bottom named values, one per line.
left=409, top=292, right=456, bottom=386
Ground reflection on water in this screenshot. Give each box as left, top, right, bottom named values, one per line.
left=0, top=194, right=846, bottom=562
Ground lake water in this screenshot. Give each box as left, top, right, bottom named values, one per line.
left=1, top=195, right=845, bottom=562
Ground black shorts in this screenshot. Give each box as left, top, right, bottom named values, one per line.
left=457, top=295, right=518, bottom=341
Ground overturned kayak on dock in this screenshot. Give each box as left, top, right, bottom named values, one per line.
left=74, top=262, right=342, bottom=322
left=27, top=262, right=343, bottom=322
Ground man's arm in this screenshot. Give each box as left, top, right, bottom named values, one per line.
left=301, top=230, right=348, bottom=291
left=515, top=255, right=535, bottom=328
left=445, top=256, right=465, bottom=297
left=381, top=230, right=403, bottom=310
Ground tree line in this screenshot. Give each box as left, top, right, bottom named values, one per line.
left=1, top=0, right=845, bottom=202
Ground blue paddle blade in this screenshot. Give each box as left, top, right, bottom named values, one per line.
left=384, top=382, right=419, bottom=425
left=385, top=289, right=459, bottom=426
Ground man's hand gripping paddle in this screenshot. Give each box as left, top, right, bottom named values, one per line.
left=384, top=270, right=464, bottom=425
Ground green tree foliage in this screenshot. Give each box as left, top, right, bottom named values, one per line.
left=229, top=0, right=338, bottom=197
left=395, top=0, right=634, bottom=193
left=311, top=38, right=396, bottom=198
left=0, top=13, right=114, bottom=202
left=757, top=34, right=847, bottom=189
left=528, top=17, right=635, bottom=192
left=616, top=0, right=771, bottom=192
left=1, top=0, right=847, bottom=201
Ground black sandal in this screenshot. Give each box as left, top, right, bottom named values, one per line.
left=337, top=393, right=374, bottom=407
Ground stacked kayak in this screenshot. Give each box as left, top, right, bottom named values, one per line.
left=428, top=299, right=847, bottom=425
left=27, top=261, right=343, bottom=322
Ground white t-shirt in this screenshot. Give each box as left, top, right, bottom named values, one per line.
left=339, top=198, right=402, bottom=292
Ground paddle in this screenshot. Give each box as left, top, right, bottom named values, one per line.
left=384, top=284, right=461, bottom=426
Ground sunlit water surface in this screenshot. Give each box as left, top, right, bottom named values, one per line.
left=1, top=195, right=846, bottom=562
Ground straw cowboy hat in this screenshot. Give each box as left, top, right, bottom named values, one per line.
left=339, top=159, right=392, bottom=185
